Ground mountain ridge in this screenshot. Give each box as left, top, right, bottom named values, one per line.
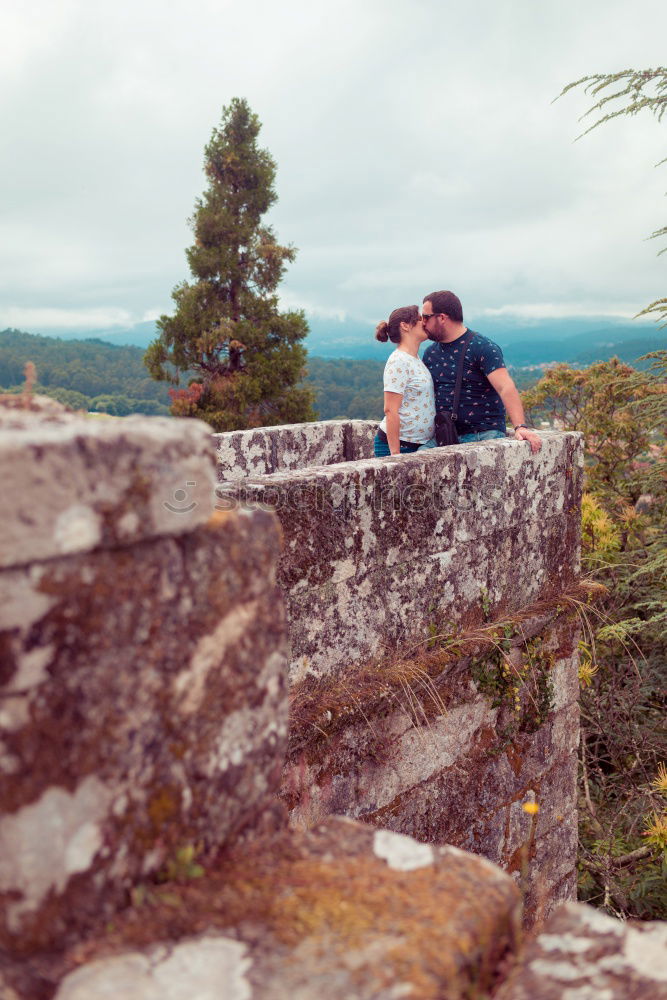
left=8, top=313, right=664, bottom=366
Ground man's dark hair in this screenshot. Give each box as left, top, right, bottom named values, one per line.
left=423, top=290, right=463, bottom=323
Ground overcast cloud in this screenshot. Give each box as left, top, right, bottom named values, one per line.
left=1, top=0, right=666, bottom=333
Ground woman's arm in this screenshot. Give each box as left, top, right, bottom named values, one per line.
left=383, top=391, right=403, bottom=454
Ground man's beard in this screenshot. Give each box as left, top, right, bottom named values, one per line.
left=427, top=330, right=444, bottom=342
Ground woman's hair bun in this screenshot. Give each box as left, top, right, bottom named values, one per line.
left=375, top=321, right=389, bottom=342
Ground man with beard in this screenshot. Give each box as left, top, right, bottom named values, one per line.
left=421, top=290, right=542, bottom=454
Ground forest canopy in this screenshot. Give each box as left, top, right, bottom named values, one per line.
left=0, top=329, right=386, bottom=419
left=3, top=328, right=656, bottom=421
left=0, top=329, right=172, bottom=415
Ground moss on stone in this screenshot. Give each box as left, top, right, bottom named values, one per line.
left=470, top=630, right=555, bottom=739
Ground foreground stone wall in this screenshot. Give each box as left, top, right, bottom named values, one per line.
left=50, top=820, right=523, bottom=1000
left=0, top=406, right=287, bottom=954
left=4, top=409, right=662, bottom=1000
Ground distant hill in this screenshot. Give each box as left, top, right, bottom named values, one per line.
left=305, top=357, right=384, bottom=421
left=21, top=320, right=161, bottom=351
left=0, top=329, right=171, bottom=415
left=4, top=318, right=662, bottom=422
left=22, top=313, right=664, bottom=367
left=500, top=329, right=663, bottom=367
left=304, top=316, right=664, bottom=366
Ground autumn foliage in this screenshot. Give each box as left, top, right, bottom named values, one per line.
left=523, top=353, right=667, bottom=918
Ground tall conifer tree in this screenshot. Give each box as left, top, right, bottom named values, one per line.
left=145, top=98, right=315, bottom=430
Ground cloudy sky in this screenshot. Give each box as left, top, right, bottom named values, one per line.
left=2, top=0, right=666, bottom=335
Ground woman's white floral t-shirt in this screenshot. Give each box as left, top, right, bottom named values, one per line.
left=379, top=349, right=435, bottom=444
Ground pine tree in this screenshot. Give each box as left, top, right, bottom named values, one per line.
left=145, top=98, right=315, bottom=430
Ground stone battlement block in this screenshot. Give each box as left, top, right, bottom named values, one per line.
left=0, top=409, right=218, bottom=568
left=0, top=411, right=288, bottom=954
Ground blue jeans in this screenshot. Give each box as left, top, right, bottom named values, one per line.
left=417, top=430, right=506, bottom=448
left=458, top=430, right=507, bottom=443
left=373, top=434, right=421, bottom=457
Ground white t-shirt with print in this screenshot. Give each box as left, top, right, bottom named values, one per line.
left=379, top=349, right=435, bottom=445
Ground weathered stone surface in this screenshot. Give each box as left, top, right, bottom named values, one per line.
left=0, top=506, right=287, bottom=954
left=216, top=430, right=583, bottom=680
left=550, top=650, right=581, bottom=712
left=213, top=419, right=377, bottom=482
left=1, top=414, right=585, bottom=983
left=215, top=420, right=355, bottom=481
left=0, top=967, right=22, bottom=1000
left=0, top=408, right=295, bottom=954
left=55, top=936, right=253, bottom=1000
left=217, top=424, right=583, bottom=921
left=531, top=807, right=578, bottom=886
left=215, top=426, right=275, bottom=480
left=279, top=515, right=576, bottom=685
left=495, top=902, right=667, bottom=999
left=49, top=818, right=521, bottom=1000
left=0, top=410, right=216, bottom=568
left=345, top=419, right=377, bottom=460
left=282, top=607, right=580, bottom=922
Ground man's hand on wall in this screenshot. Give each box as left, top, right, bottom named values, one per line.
left=514, top=427, right=542, bottom=454
left=486, top=370, right=542, bottom=456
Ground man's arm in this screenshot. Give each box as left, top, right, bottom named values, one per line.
left=383, top=392, right=402, bottom=455
left=486, top=368, right=542, bottom=454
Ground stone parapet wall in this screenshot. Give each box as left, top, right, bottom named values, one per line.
left=216, top=428, right=583, bottom=682
left=284, top=610, right=581, bottom=919
left=215, top=419, right=377, bottom=481
left=213, top=421, right=584, bottom=919
left=4, top=410, right=656, bottom=1000
left=0, top=407, right=288, bottom=954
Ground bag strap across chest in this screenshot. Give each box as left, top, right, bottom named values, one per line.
left=450, top=330, right=474, bottom=420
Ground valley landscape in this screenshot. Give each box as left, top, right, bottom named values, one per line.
left=1, top=316, right=661, bottom=421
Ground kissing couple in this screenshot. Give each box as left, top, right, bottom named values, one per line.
left=373, top=289, right=542, bottom=457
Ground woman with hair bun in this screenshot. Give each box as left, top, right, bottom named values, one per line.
left=374, top=304, right=435, bottom=457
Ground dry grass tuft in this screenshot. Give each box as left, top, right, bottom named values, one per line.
left=289, top=580, right=603, bottom=757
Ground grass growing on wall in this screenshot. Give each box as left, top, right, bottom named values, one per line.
left=287, top=581, right=599, bottom=760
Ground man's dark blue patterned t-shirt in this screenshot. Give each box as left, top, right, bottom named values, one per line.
left=422, top=331, right=506, bottom=435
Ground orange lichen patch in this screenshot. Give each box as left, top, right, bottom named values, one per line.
left=506, top=844, right=530, bottom=876
left=54, top=823, right=520, bottom=1000
left=475, top=726, right=498, bottom=751
left=505, top=742, right=524, bottom=778
left=205, top=508, right=238, bottom=530
left=147, top=787, right=181, bottom=829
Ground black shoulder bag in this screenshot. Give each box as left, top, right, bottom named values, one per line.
left=433, top=330, right=473, bottom=446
